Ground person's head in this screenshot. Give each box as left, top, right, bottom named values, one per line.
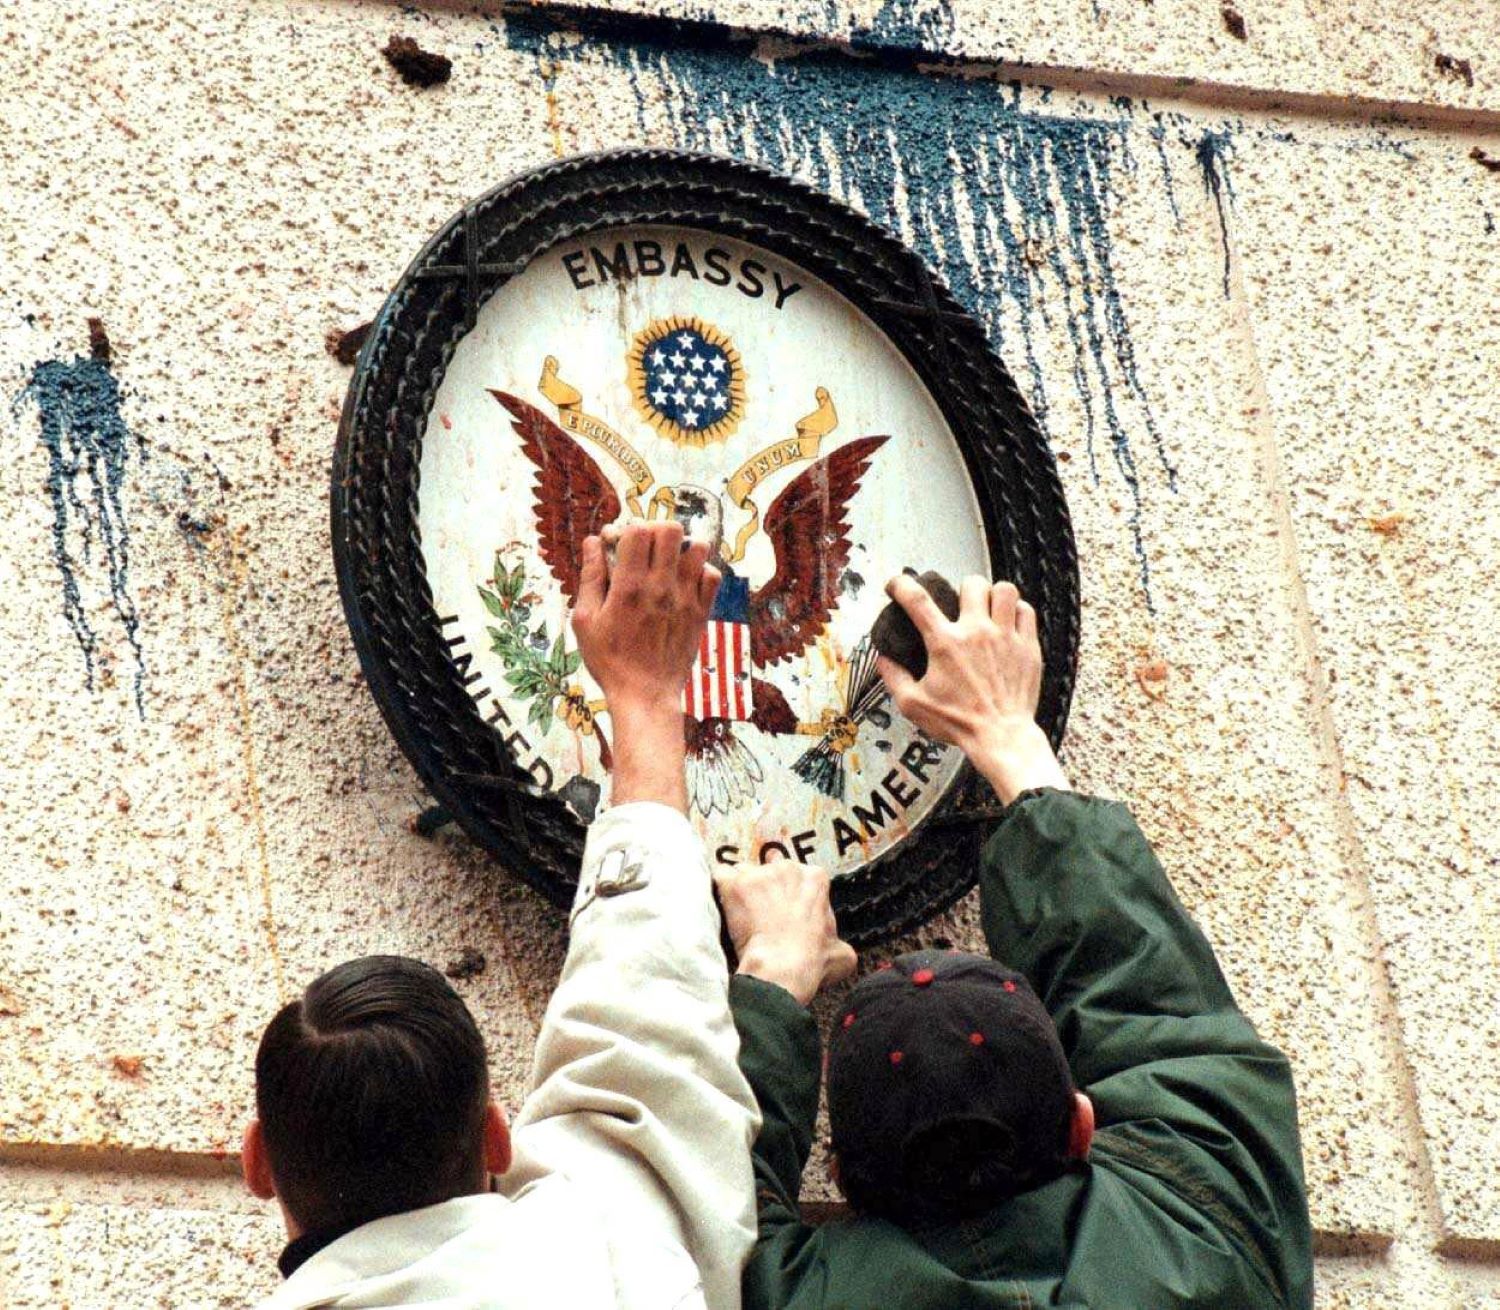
left=827, top=951, right=1093, bottom=1224
left=242, top=955, right=511, bottom=1238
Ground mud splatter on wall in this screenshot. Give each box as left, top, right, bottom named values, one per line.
left=15, top=347, right=146, bottom=712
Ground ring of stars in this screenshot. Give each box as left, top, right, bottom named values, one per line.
left=627, top=315, right=746, bottom=447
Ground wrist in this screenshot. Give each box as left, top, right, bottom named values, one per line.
left=736, top=940, right=818, bottom=1007
left=964, top=719, right=1069, bottom=805
left=607, top=695, right=688, bottom=812
left=606, top=689, right=687, bottom=727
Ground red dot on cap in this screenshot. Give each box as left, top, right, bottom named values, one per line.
left=969, top=1032, right=985, bottom=1046
left=842, top=1011, right=856, bottom=1029
left=889, top=1050, right=904, bottom=1066
left=1003, top=980, right=1017, bottom=993
left=912, top=969, right=935, bottom=987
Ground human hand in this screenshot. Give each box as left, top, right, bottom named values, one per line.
left=571, top=521, right=719, bottom=717
left=715, top=859, right=857, bottom=1006
left=875, top=575, right=1068, bottom=805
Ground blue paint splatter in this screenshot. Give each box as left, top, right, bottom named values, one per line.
left=1260, top=124, right=1417, bottom=161
left=509, top=15, right=1177, bottom=603
left=1149, top=113, right=1182, bottom=229
left=14, top=352, right=146, bottom=712
left=865, top=0, right=955, bottom=49
left=1195, top=128, right=1237, bottom=299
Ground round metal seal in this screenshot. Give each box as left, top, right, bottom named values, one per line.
left=333, top=150, right=1079, bottom=945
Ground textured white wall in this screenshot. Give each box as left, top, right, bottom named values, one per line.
left=2, top=1, right=1498, bottom=1305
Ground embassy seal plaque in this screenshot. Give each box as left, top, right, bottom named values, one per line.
left=333, top=150, right=1078, bottom=945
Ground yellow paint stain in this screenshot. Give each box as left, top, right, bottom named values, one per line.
left=541, top=59, right=566, bottom=159
left=217, top=525, right=286, bottom=1001
left=46, top=1197, right=72, bottom=1296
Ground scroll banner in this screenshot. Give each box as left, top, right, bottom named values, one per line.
left=724, top=431, right=827, bottom=562
left=543, top=377, right=835, bottom=560
left=554, top=406, right=655, bottom=518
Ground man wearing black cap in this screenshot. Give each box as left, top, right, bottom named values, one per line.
left=717, top=574, right=1313, bottom=1309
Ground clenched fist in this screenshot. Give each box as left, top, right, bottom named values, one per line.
left=571, top=520, right=719, bottom=715
left=715, top=859, right=857, bottom=1006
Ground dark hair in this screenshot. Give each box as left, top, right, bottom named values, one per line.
left=254, top=955, right=490, bottom=1234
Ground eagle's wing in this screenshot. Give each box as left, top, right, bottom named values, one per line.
left=749, top=435, right=888, bottom=667
left=489, top=389, right=622, bottom=605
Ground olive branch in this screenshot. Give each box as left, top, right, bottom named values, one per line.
left=477, top=551, right=580, bottom=737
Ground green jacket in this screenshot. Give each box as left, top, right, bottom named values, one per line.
left=730, top=789, right=1313, bottom=1309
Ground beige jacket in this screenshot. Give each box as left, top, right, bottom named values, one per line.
left=255, top=802, right=760, bottom=1310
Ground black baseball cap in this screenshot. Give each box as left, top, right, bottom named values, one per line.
left=827, top=950, right=1077, bottom=1221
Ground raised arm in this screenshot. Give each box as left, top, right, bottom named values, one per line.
left=715, top=860, right=856, bottom=1244
left=878, top=574, right=1313, bottom=1308
left=979, top=792, right=1311, bottom=1306
left=501, top=521, right=760, bottom=1310
left=875, top=573, right=1068, bottom=806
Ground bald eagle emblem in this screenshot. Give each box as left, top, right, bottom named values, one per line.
left=485, top=335, right=888, bottom=818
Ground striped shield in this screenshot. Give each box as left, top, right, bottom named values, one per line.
left=684, top=574, right=754, bottom=721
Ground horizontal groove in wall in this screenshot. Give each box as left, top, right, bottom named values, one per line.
left=0, top=1141, right=241, bottom=1182
left=385, top=0, right=1500, bottom=132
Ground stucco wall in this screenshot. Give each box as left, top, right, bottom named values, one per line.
left=2, top=1, right=1498, bottom=1305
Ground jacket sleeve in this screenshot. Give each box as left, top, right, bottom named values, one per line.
left=979, top=789, right=1313, bottom=1309
left=727, top=974, right=826, bottom=1310
left=502, top=802, right=762, bottom=1310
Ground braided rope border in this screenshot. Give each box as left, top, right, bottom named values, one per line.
left=332, top=149, right=1080, bottom=947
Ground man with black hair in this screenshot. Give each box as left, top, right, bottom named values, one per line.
left=248, top=954, right=506, bottom=1259
left=717, top=574, right=1314, bottom=1309
left=244, top=520, right=854, bottom=1310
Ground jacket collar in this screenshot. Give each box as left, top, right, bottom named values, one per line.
left=258, top=1194, right=512, bottom=1308
left=278, top=1223, right=360, bottom=1280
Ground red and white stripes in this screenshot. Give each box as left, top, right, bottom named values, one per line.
left=684, top=621, right=753, bottom=721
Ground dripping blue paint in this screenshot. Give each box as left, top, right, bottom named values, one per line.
left=1195, top=128, right=1237, bottom=299
left=505, top=14, right=1179, bottom=605
left=1149, top=113, right=1183, bottom=229
left=15, top=353, right=146, bottom=713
